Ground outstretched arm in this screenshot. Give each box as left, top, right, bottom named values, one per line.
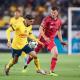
left=39, top=25, right=50, bottom=41
left=57, top=29, right=67, bottom=46
left=6, top=27, right=14, bottom=47
left=57, top=29, right=63, bottom=42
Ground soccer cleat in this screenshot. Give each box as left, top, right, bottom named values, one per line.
left=24, top=65, right=27, bottom=69
left=36, top=69, right=46, bottom=75
left=22, top=65, right=28, bottom=73
left=5, top=65, right=10, bottom=76
left=49, top=72, right=58, bottom=76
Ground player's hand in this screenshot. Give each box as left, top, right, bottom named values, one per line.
left=61, top=41, right=68, bottom=46
left=7, top=41, right=11, bottom=48
left=44, top=37, right=50, bottom=42
left=38, top=41, right=44, bottom=46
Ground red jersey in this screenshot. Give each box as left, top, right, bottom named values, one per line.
left=40, top=16, right=62, bottom=39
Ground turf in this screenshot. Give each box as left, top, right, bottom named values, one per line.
left=0, top=53, right=80, bottom=80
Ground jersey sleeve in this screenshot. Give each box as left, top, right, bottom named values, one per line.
left=28, top=25, right=35, bottom=39
left=29, top=25, right=32, bottom=35
left=21, top=17, right=25, bottom=21
left=8, top=18, right=14, bottom=30
left=41, top=17, right=49, bottom=29
left=9, top=19, right=12, bottom=25
left=28, top=25, right=38, bottom=42
left=6, top=27, right=14, bottom=42
left=12, top=22, right=20, bottom=30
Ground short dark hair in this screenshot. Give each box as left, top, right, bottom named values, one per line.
left=51, top=6, right=59, bottom=11
left=25, top=15, right=34, bottom=20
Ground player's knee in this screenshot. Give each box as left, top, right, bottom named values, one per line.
left=32, top=53, right=37, bottom=59
left=33, top=55, right=37, bottom=59
left=13, top=57, right=18, bottom=64
left=15, top=59, right=18, bottom=64
left=13, top=59, right=18, bottom=64
left=30, top=51, right=37, bottom=59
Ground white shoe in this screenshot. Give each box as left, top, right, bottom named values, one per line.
left=36, top=69, right=46, bottom=75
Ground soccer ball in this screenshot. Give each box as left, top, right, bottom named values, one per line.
left=29, top=41, right=38, bottom=49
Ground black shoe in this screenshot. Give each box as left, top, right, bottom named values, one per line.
left=22, top=65, right=28, bottom=73
left=24, top=65, right=27, bottom=69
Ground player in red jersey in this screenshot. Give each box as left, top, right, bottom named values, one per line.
left=23, top=6, right=67, bottom=76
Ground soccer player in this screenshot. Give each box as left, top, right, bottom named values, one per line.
left=5, top=15, right=45, bottom=75
left=24, top=6, right=67, bottom=76
left=9, top=9, right=29, bottom=67
left=9, top=10, right=44, bottom=74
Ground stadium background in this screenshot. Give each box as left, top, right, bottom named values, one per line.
left=0, top=0, right=80, bottom=53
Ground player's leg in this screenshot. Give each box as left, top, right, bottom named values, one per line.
left=49, top=46, right=58, bottom=76
left=29, top=51, right=46, bottom=74
left=5, top=56, right=19, bottom=75
left=23, top=44, right=46, bottom=74
left=5, top=49, right=22, bottom=75
left=22, top=55, right=30, bottom=73
left=21, top=52, right=27, bottom=65
left=23, top=44, right=42, bottom=71
left=47, top=41, right=58, bottom=76
left=23, top=55, right=32, bottom=69
left=32, top=44, right=43, bottom=71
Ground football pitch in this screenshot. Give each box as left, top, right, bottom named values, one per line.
left=0, top=53, right=80, bottom=80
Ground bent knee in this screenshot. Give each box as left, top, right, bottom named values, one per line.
left=13, top=60, right=18, bottom=64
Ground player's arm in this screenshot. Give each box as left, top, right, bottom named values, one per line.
left=39, top=17, right=50, bottom=41
left=28, top=33, right=44, bottom=46
left=39, top=26, right=46, bottom=38
left=57, top=29, right=63, bottom=42
left=39, top=25, right=50, bottom=41
left=57, top=29, right=67, bottom=46
left=6, top=26, right=14, bottom=48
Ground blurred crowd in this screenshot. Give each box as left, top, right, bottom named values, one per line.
left=0, top=0, right=80, bottom=38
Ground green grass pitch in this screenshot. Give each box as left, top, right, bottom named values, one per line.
left=0, top=53, right=80, bottom=80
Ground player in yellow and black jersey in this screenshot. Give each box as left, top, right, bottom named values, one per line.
left=5, top=15, right=45, bottom=75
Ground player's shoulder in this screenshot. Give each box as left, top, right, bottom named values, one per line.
left=9, top=17, right=15, bottom=24
left=42, top=16, right=51, bottom=22
left=26, top=25, right=32, bottom=30
left=29, top=25, right=32, bottom=30
left=57, top=18, right=62, bottom=24
left=10, top=17, right=15, bottom=20
left=44, top=16, right=51, bottom=20
left=29, top=25, right=32, bottom=28
left=57, top=17, right=61, bottom=21
left=19, top=17, right=25, bottom=21
left=9, top=17, right=13, bottom=22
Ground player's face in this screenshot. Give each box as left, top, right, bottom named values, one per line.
left=14, top=11, right=21, bottom=18
left=51, top=10, right=58, bottom=19
left=25, top=19, right=34, bottom=25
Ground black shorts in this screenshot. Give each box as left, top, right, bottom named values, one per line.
left=11, top=44, right=33, bottom=58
